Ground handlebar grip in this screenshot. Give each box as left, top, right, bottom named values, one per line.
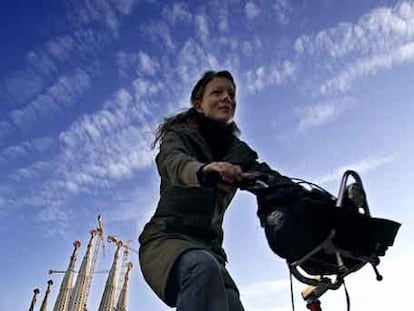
left=198, top=170, right=271, bottom=189
left=197, top=170, right=221, bottom=187
left=236, top=172, right=271, bottom=190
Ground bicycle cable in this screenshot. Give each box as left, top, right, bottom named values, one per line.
left=289, top=270, right=296, bottom=311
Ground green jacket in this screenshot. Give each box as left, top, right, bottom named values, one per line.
left=138, top=124, right=267, bottom=305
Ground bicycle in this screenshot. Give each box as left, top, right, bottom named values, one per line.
left=236, top=169, right=400, bottom=311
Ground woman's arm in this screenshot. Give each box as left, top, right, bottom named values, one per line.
left=156, top=130, right=245, bottom=187
left=156, top=130, right=205, bottom=187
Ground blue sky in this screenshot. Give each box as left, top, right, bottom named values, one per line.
left=1, top=0, right=413, bottom=310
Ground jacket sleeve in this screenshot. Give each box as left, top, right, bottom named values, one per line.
left=156, top=130, right=205, bottom=187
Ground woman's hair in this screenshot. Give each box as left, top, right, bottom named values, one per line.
left=152, top=70, right=239, bottom=148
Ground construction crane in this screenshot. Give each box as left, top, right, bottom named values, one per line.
left=115, top=262, right=133, bottom=311
left=116, top=243, right=130, bottom=302
left=28, top=288, right=40, bottom=311
left=107, top=236, right=138, bottom=302
left=82, top=215, right=106, bottom=311
left=49, top=270, right=109, bottom=275
left=107, top=236, right=138, bottom=255
left=39, top=280, right=53, bottom=311
left=97, top=215, right=106, bottom=256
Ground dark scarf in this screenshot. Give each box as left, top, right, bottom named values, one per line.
left=196, top=113, right=235, bottom=161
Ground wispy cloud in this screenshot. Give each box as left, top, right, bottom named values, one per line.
left=56, top=86, right=155, bottom=193
left=313, top=154, right=398, bottom=184
left=297, top=97, right=352, bottom=131
left=292, top=1, right=414, bottom=96
left=116, top=51, right=160, bottom=79
left=8, top=161, right=53, bottom=182
left=70, top=27, right=112, bottom=59
left=0, top=137, right=56, bottom=165
left=295, top=1, right=414, bottom=59
left=111, top=0, right=138, bottom=15
left=1, top=0, right=255, bottom=224
left=138, top=51, right=159, bottom=76
left=245, top=1, right=261, bottom=20
left=0, top=28, right=109, bottom=109
left=195, top=14, right=210, bottom=43
left=43, top=28, right=112, bottom=66
left=1, top=66, right=49, bottom=108
left=0, top=61, right=162, bottom=225
left=6, top=68, right=91, bottom=131
left=245, top=61, right=296, bottom=93
left=176, top=39, right=219, bottom=83
left=273, top=0, right=293, bottom=26
left=65, top=0, right=139, bottom=35
left=117, top=51, right=137, bottom=79
left=321, top=42, right=414, bottom=94
left=0, top=30, right=110, bottom=146
left=241, top=36, right=264, bottom=58
left=132, top=78, right=162, bottom=101
left=0, top=86, right=157, bottom=229
left=141, top=21, right=176, bottom=51
left=217, top=7, right=230, bottom=33
left=35, top=204, right=72, bottom=237
left=46, top=35, right=76, bottom=62
left=162, top=2, right=192, bottom=25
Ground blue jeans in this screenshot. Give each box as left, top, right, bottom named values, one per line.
left=165, top=249, right=245, bottom=311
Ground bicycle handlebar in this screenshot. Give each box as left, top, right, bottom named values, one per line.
left=201, top=170, right=271, bottom=189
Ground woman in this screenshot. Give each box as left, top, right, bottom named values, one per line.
left=139, top=70, right=285, bottom=311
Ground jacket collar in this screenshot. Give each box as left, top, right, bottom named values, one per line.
left=173, top=126, right=258, bottom=169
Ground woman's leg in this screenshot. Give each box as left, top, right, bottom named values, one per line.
left=166, top=249, right=228, bottom=311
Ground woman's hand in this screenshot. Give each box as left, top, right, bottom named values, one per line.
left=202, top=162, right=244, bottom=185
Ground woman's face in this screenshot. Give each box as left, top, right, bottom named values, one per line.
left=195, top=77, right=236, bottom=123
